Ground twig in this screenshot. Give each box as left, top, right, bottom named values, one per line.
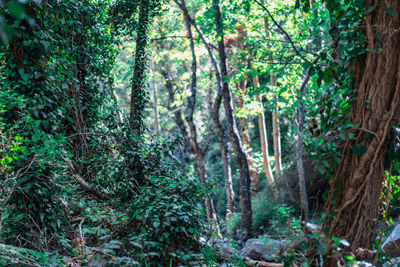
left=253, top=0, right=309, bottom=63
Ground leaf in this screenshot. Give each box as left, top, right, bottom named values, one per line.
left=295, top=0, right=300, bottom=9
left=366, top=6, right=375, bottom=14
left=331, top=236, right=341, bottom=246
left=8, top=2, right=25, bottom=20
left=0, top=24, right=14, bottom=46
left=384, top=6, right=394, bottom=18
left=323, top=69, right=333, bottom=84
left=326, top=0, right=336, bottom=11
left=352, top=145, right=366, bottom=157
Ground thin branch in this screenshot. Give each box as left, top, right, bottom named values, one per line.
left=253, top=0, right=309, bottom=63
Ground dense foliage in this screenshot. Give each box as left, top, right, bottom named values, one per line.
left=1, top=0, right=400, bottom=266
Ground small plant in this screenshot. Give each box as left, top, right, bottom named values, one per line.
left=126, top=161, right=207, bottom=266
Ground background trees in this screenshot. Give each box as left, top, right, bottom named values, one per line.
left=1, top=0, right=400, bottom=265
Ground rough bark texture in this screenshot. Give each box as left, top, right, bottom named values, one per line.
left=214, top=0, right=252, bottom=238
left=129, top=1, right=150, bottom=135
left=66, top=15, right=91, bottom=181
left=325, top=0, right=400, bottom=261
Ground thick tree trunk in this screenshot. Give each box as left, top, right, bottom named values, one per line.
left=324, top=0, right=400, bottom=261
left=214, top=0, right=252, bottom=238
left=129, top=1, right=150, bottom=135
left=66, top=16, right=91, bottom=181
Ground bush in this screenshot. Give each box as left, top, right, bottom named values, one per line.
left=252, top=189, right=295, bottom=236
left=126, top=162, right=206, bottom=266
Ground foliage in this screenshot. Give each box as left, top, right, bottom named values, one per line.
left=126, top=162, right=206, bottom=266
left=252, top=188, right=298, bottom=236
left=0, top=0, right=115, bottom=250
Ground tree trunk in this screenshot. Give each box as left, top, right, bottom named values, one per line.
left=176, top=0, right=236, bottom=220
left=271, top=75, right=282, bottom=177
left=160, top=67, right=191, bottom=163
left=213, top=0, right=252, bottom=238
left=256, top=93, right=276, bottom=195
left=150, top=56, right=160, bottom=135
left=263, top=17, right=282, bottom=177
left=213, top=94, right=236, bottom=220
left=324, top=0, right=400, bottom=261
left=129, top=1, right=150, bottom=135
left=179, top=2, right=219, bottom=230
left=296, top=71, right=312, bottom=222
left=237, top=80, right=260, bottom=194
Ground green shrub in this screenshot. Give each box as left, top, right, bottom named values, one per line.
left=127, top=162, right=206, bottom=266
left=252, top=189, right=295, bottom=236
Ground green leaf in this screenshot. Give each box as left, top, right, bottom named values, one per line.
left=384, top=6, right=394, bottom=17
left=8, top=2, right=25, bottom=20
left=326, top=0, right=336, bottom=11
left=0, top=23, right=14, bottom=46
left=352, top=145, right=366, bottom=157
left=366, top=6, right=375, bottom=14
left=295, top=0, right=300, bottom=9
left=323, top=69, right=333, bottom=84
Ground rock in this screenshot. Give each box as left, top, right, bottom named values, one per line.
left=383, top=257, right=400, bottom=267
left=354, top=261, right=372, bottom=267
left=382, top=224, right=400, bottom=257
left=239, top=237, right=285, bottom=261
left=213, top=241, right=237, bottom=261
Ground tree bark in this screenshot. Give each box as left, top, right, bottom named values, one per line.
left=129, top=0, right=150, bottom=135
left=213, top=0, right=252, bottom=238
left=237, top=79, right=260, bottom=194
left=271, top=75, right=282, bottom=177
left=263, top=17, right=282, bottom=177
left=256, top=93, right=276, bottom=195
left=175, top=0, right=235, bottom=219
left=296, top=71, right=312, bottom=222
left=324, top=0, right=400, bottom=262
left=178, top=1, right=219, bottom=230
left=213, top=97, right=236, bottom=220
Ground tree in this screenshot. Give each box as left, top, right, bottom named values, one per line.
left=213, top=0, right=252, bottom=238
left=323, top=0, right=400, bottom=262
left=130, top=0, right=151, bottom=135
left=175, top=0, right=236, bottom=219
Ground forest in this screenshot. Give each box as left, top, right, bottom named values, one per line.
left=0, top=0, right=400, bottom=266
